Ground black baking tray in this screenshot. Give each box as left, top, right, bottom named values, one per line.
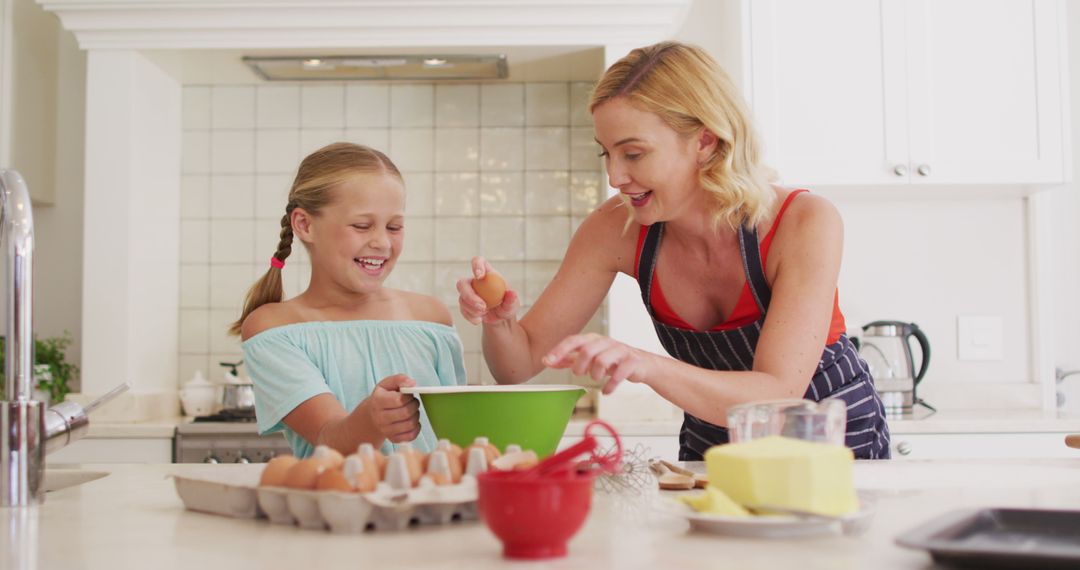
left=895, top=508, right=1080, bottom=569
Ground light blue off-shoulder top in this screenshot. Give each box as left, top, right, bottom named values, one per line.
left=241, top=320, right=466, bottom=458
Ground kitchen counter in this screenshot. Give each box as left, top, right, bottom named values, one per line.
left=8, top=458, right=1080, bottom=569
left=567, top=407, right=1080, bottom=436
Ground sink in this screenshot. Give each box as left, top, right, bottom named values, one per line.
left=43, top=469, right=108, bottom=493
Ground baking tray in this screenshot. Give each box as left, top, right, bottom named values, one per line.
left=895, top=508, right=1080, bottom=569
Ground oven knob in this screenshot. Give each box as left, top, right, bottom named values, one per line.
left=203, top=455, right=220, bottom=464
left=235, top=455, right=251, bottom=464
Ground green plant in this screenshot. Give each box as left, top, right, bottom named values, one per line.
left=0, top=331, right=79, bottom=403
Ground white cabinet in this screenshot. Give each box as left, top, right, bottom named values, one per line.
left=889, top=432, right=1077, bottom=460
left=746, top=0, right=1068, bottom=187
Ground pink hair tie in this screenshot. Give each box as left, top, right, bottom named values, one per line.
left=270, top=257, right=285, bottom=269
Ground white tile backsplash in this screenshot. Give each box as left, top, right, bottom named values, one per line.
left=301, top=85, right=345, bottom=128
left=390, top=85, right=434, bottom=127
left=256, top=85, right=300, bottom=129
left=526, top=83, right=569, bottom=127
left=181, top=175, right=210, bottom=220
left=255, top=130, right=300, bottom=173
left=434, top=217, right=480, bottom=262
left=209, top=220, right=255, bottom=264
left=210, top=175, right=255, bottom=219
left=210, top=130, right=255, bottom=173
left=570, top=82, right=594, bottom=127
left=180, top=80, right=603, bottom=389
left=525, top=171, right=570, bottom=215
left=480, top=173, right=525, bottom=215
left=481, top=217, right=525, bottom=261
left=210, top=264, right=255, bottom=310
left=526, top=217, right=571, bottom=260
left=183, top=87, right=211, bottom=130
left=435, top=128, right=479, bottom=171
left=436, top=85, right=479, bottom=127
left=300, top=129, right=345, bottom=157
left=525, top=127, right=570, bottom=170
left=390, top=129, right=434, bottom=172
left=182, top=131, right=210, bottom=174
left=480, top=129, right=525, bottom=172
left=481, top=84, right=525, bottom=127
left=344, top=128, right=390, bottom=153
left=254, top=174, right=292, bottom=219
left=180, top=220, right=210, bottom=264
left=211, top=87, right=255, bottom=129
left=435, top=173, right=479, bottom=216
left=180, top=264, right=210, bottom=309
left=346, top=84, right=390, bottom=127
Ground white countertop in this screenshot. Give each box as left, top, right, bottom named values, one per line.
left=566, top=407, right=1080, bottom=436
left=8, top=458, right=1080, bottom=569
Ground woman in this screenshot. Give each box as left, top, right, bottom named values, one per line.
left=456, top=41, right=890, bottom=460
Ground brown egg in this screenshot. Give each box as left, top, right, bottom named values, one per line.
left=357, top=443, right=389, bottom=480
left=461, top=437, right=502, bottom=471
left=472, top=272, right=507, bottom=309
left=283, top=458, right=327, bottom=489
left=398, top=445, right=423, bottom=486
left=259, top=455, right=298, bottom=487
left=311, top=445, right=345, bottom=469
left=315, top=468, right=356, bottom=492
left=428, top=472, right=451, bottom=486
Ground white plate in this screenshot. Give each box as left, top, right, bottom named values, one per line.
left=401, top=385, right=585, bottom=394
left=658, top=492, right=876, bottom=539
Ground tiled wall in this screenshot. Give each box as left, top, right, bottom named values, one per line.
left=178, top=82, right=606, bottom=405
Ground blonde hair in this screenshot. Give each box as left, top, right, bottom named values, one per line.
left=229, top=142, right=403, bottom=336
left=590, top=41, right=776, bottom=230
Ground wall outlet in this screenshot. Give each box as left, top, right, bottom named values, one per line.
left=957, top=315, right=1003, bottom=361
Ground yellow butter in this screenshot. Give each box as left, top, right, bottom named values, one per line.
left=677, top=485, right=751, bottom=517
left=705, top=436, right=858, bottom=517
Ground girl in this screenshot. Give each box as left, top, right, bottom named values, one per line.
left=457, top=42, right=890, bottom=460
left=232, top=142, right=465, bottom=458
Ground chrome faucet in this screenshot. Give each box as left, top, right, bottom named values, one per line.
left=0, top=170, right=129, bottom=507
left=0, top=169, right=43, bottom=506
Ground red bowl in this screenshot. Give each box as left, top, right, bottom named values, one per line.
left=477, top=469, right=594, bottom=560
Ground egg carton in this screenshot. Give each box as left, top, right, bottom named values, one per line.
left=173, top=441, right=518, bottom=534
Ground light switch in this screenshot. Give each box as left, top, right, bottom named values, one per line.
left=957, top=315, right=1003, bottom=361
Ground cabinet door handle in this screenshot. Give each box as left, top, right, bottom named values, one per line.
left=892, top=164, right=908, bottom=177
left=916, top=164, right=931, bottom=177
left=896, top=441, right=912, bottom=455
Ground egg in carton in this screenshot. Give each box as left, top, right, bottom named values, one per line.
left=253, top=438, right=537, bottom=534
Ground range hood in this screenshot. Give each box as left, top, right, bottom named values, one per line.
left=243, top=54, right=509, bottom=81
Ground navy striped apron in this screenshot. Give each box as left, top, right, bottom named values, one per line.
left=637, top=222, right=891, bottom=460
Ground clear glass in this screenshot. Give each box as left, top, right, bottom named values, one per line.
left=726, top=398, right=847, bottom=446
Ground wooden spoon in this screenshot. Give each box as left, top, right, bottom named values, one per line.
left=648, top=460, right=695, bottom=490
left=660, top=460, right=709, bottom=489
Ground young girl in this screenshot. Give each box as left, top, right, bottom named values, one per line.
left=231, top=142, right=466, bottom=458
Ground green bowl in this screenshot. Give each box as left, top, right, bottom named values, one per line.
left=402, top=385, right=585, bottom=458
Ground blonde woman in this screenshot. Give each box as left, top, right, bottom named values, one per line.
left=457, top=42, right=890, bottom=460
left=234, top=142, right=466, bottom=458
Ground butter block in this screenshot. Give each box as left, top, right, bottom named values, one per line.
left=678, top=485, right=751, bottom=517
left=705, top=436, right=858, bottom=517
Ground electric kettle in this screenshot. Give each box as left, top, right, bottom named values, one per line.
left=856, top=321, right=934, bottom=416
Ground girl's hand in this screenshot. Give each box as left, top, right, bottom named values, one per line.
left=456, top=256, right=521, bottom=325
left=368, top=374, right=421, bottom=443
left=542, top=333, right=653, bottom=395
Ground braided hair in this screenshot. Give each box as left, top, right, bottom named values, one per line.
left=229, top=143, right=403, bottom=336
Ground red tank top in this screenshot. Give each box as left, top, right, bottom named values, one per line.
left=634, top=190, right=847, bottom=344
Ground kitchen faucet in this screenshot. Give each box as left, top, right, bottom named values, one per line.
left=0, top=169, right=128, bottom=507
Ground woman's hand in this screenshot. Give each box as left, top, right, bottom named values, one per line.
left=542, top=333, right=654, bottom=394
left=367, top=374, right=421, bottom=443
left=456, top=256, right=521, bottom=325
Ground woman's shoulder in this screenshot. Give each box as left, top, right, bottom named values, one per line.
left=767, top=188, right=843, bottom=255
left=397, top=290, right=454, bottom=327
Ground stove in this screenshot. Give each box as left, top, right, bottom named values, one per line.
left=173, top=414, right=292, bottom=463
